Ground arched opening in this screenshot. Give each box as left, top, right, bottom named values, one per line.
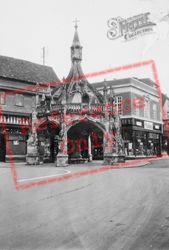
left=37, top=121, right=60, bottom=163
left=71, top=92, right=82, bottom=103
left=67, top=120, right=104, bottom=163
left=0, top=133, right=6, bottom=162
left=82, top=93, right=89, bottom=104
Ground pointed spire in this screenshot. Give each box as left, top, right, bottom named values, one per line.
left=72, top=18, right=81, bottom=48
left=72, top=30, right=81, bottom=47
left=71, top=20, right=82, bottom=62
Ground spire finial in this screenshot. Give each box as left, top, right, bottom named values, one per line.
left=73, top=18, right=80, bottom=30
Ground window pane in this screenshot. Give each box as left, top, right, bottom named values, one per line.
left=15, top=94, right=24, bottom=106
left=0, top=92, right=6, bottom=105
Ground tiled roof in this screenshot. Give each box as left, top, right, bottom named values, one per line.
left=0, top=55, right=59, bottom=84
left=71, top=29, right=81, bottom=47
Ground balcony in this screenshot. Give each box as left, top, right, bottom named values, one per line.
left=37, top=103, right=106, bottom=116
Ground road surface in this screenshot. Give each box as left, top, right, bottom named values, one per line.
left=1, top=158, right=169, bottom=250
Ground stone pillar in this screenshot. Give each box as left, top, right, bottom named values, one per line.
left=55, top=133, right=68, bottom=167
left=26, top=109, right=40, bottom=165
left=103, top=130, right=114, bottom=164
left=103, top=117, right=125, bottom=165
left=88, top=135, right=92, bottom=162
left=112, top=116, right=125, bottom=163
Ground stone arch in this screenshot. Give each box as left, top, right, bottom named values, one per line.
left=65, top=116, right=106, bottom=135
left=66, top=117, right=106, bottom=163
left=82, top=93, right=90, bottom=104
left=71, top=92, right=82, bottom=103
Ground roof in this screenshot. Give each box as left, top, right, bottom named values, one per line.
left=71, top=28, right=81, bottom=48
left=162, top=93, right=169, bottom=106
left=138, top=78, right=155, bottom=87
left=52, top=26, right=103, bottom=103
left=92, top=77, right=156, bottom=88
left=0, top=55, right=59, bottom=84
left=92, top=78, right=133, bottom=88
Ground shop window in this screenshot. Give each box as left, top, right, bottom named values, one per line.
left=135, top=103, right=140, bottom=117
left=144, top=98, right=150, bottom=119
left=152, top=103, right=157, bottom=120
left=15, top=94, right=24, bottom=107
left=0, top=92, right=6, bottom=105
left=114, top=96, right=122, bottom=115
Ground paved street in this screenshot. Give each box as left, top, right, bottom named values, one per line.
left=1, top=158, right=169, bottom=250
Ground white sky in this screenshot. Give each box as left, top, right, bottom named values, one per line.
left=0, top=0, right=169, bottom=95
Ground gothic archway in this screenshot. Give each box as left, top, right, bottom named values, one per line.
left=67, top=120, right=105, bottom=163
left=82, top=93, right=89, bottom=104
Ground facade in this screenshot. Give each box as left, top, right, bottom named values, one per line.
left=162, top=95, right=169, bottom=154
left=0, top=56, right=59, bottom=162
left=0, top=25, right=166, bottom=163
left=93, top=78, right=163, bottom=157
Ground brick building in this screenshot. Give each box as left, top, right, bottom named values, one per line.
left=162, top=94, right=169, bottom=154
left=93, top=77, right=163, bottom=157
left=0, top=55, right=59, bottom=162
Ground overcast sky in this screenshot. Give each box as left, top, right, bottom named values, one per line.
left=0, top=0, right=169, bottom=94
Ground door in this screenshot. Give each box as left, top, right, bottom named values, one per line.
left=0, top=134, right=6, bottom=162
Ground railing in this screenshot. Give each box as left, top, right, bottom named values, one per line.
left=37, top=103, right=106, bottom=116
left=51, top=103, right=105, bottom=114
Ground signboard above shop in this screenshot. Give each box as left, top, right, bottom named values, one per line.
left=135, top=120, right=143, bottom=127
left=144, top=121, right=153, bottom=130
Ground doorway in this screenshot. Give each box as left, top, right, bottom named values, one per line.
left=37, top=122, right=60, bottom=163
left=67, top=120, right=104, bottom=163
left=0, top=134, right=6, bottom=162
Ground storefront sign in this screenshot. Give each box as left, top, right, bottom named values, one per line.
left=136, top=121, right=143, bottom=127
left=154, top=124, right=160, bottom=130
left=144, top=121, right=153, bottom=130
left=13, top=140, right=19, bottom=145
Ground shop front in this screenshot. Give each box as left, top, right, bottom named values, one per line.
left=0, top=114, right=31, bottom=162
left=121, top=118, right=162, bottom=157
left=5, top=133, right=28, bottom=162
left=162, top=120, right=169, bottom=154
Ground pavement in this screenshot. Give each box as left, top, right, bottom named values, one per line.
left=0, top=159, right=150, bottom=185
left=1, top=156, right=169, bottom=250
left=0, top=158, right=150, bottom=168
